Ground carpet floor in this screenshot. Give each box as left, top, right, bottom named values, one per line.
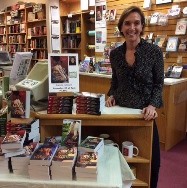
left=158, top=137, right=187, bottom=188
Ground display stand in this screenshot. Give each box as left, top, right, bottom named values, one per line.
left=33, top=106, right=153, bottom=187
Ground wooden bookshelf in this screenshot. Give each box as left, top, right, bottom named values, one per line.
left=60, top=0, right=95, bottom=61
left=33, top=112, right=153, bottom=188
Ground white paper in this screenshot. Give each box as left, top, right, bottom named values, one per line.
left=81, top=0, right=88, bottom=10
left=95, top=27, right=107, bottom=52
left=51, top=23, right=60, bottom=36
left=143, top=0, right=151, bottom=9
left=51, top=37, right=61, bottom=51
left=95, top=1, right=107, bottom=28
left=50, top=6, right=59, bottom=21
left=89, top=0, right=95, bottom=6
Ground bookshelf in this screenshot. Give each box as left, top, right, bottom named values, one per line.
left=26, top=4, right=48, bottom=66
left=5, top=8, right=27, bottom=59
left=61, top=13, right=82, bottom=56
left=0, top=3, right=47, bottom=67
left=0, top=12, right=6, bottom=51
left=33, top=112, right=153, bottom=188
left=60, top=0, right=95, bottom=62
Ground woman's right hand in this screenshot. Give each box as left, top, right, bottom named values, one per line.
left=105, top=96, right=116, bottom=107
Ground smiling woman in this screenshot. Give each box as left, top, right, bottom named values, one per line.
left=105, top=6, right=164, bottom=188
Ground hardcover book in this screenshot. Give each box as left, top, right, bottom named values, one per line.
left=30, top=143, right=58, bottom=166
left=76, top=151, right=97, bottom=169
left=52, top=146, right=76, bottom=166
left=1, top=130, right=26, bottom=150
left=61, top=119, right=81, bottom=148
left=78, top=136, right=104, bottom=157
left=10, top=90, right=31, bottom=119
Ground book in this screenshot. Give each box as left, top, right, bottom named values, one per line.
left=10, top=90, right=31, bottom=119
left=154, top=35, right=167, bottom=48
left=175, top=19, right=187, bottom=35
left=76, top=151, right=97, bottom=171
left=78, top=136, right=104, bottom=157
left=109, top=9, right=116, bottom=21
left=52, top=146, right=76, bottom=166
left=61, top=119, right=81, bottom=148
left=30, top=143, right=58, bottom=166
left=1, top=130, right=26, bottom=150
left=166, top=37, right=179, bottom=52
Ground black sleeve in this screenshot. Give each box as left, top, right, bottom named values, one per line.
left=107, top=50, right=118, bottom=97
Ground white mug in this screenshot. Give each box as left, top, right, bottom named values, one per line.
left=104, top=139, right=119, bottom=148
left=122, top=141, right=139, bottom=158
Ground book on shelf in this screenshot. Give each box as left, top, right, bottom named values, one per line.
left=154, top=35, right=167, bottom=48
left=166, top=37, right=179, bottom=52
left=175, top=19, right=187, bottom=35
left=1, top=130, right=26, bottom=150
left=10, top=90, right=30, bottom=119
left=78, top=136, right=104, bottom=157
left=30, top=142, right=58, bottom=166
left=61, top=119, right=81, bottom=148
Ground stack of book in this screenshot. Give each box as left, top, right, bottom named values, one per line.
left=51, top=146, right=77, bottom=180
left=28, top=142, right=58, bottom=180
left=75, top=151, right=98, bottom=181
left=47, top=95, right=74, bottom=114
left=0, top=156, right=11, bottom=174
left=78, top=136, right=104, bottom=158
left=1, top=130, right=27, bottom=158
left=6, top=119, right=40, bottom=144
left=11, top=142, right=39, bottom=176
left=0, top=137, right=10, bottom=174
left=76, top=92, right=105, bottom=115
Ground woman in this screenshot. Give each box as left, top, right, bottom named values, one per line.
left=105, top=6, right=164, bottom=188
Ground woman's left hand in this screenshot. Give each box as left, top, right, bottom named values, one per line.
left=142, top=105, right=158, bottom=121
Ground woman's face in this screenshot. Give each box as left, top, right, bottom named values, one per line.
left=120, top=12, right=143, bottom=43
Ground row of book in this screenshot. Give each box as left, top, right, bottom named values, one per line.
left=27, top=26, right=47, bottom=38
left=47, top=92, right=105, bottom=115
left=7, top=24, right=26, bottom=34
left=0, top=118, right=104, bottom=181
left=75, top=92, right=105, bottom=115
left=144, top=35, right=187, bottom=52
left=47, top=95, right=74, bottom=114
left=28, top=38, right=47, bottom=49
left=62, top=35, right=81, bottom=49
left=8, top=35, right=26, bottom=44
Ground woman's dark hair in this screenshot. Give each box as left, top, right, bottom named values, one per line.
left=118, top=6, right=145, bottom=36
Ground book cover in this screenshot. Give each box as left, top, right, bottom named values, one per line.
left=109, top=9, right=116, bottom=21
left=166, top=37, right=179, bottom=52
left=175, top=19, right=187, bottom=35
left=30, top=143, right=58, bottom=166
left=1, top=130, right=26, bottom=150
left=78, top=136, right=104, bottom=157
left=11, top=90, right=31, bottom=118
left=52, top=146, right=76, bottom=167
left=76, top=151, right=97, bottom=167
left=61, top=119, right=81, bottom=148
